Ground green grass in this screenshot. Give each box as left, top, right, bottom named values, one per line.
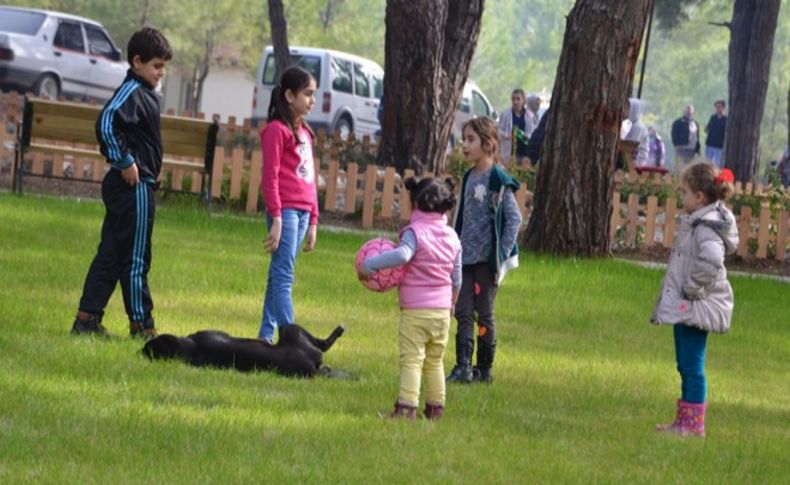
left=0, top=192, right=788, bottom=483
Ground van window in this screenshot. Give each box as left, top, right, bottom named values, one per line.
left=0, top=9, right=46, bottom=35
left=472, top=91, right=490, bottom=117
left=84, top=24, right=115, bottom=58
left=373, top=74, right=383, bottom=98
left=459, top=97, right=471, bottom=114
left=262, top=54, right=322, bottom=87
left=354, top=63, right=370, bottom=97
left=331, top=58, right=353, bottom=94
left=54, top=21, right=85, bottom=52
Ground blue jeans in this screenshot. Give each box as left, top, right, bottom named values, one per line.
left=258, top=209, right=310, bottom=341
left=705, top=146, right=724, bottom=168
left=674, top=324, right=708, bottom=404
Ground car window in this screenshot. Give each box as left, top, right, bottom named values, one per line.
left=373, top=73, right=383, bottom=99
left=331, top=58, right=353, bottom=94
left=472, top=91, right=490, bottom=117
left=354, top=63, right=370, bottom=97
left=262, top=54, right=322, bottom=87
left=0, top=9, right=46, bottom=35
left=84, top=24, right=115, bottom=58
left=54, top=21, right=85, bottom=52
left=459, top=97, right=471, bottom=114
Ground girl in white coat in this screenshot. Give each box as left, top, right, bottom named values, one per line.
left=652, top=163, right=738, bottom=437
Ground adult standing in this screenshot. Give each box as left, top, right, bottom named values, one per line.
left=704, top=100, right=727, bottom=168
left=498, top=88, right=530, bottom=163
left=648, top=126, right=665, bottom=167
left=624, top=98, right=649, bottom=166
left=671, top=105, right=700, bottom=165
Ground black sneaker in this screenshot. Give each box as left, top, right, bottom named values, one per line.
left=472, top=366, right=493, bottom=384
left=71, top=314, right=108, bottom=337
left=446, top=364, right=474, bottom=383
left=130, top=317, right=157, bottom=340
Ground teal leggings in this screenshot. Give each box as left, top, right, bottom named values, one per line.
left=674, top=324, right=708, bottom=404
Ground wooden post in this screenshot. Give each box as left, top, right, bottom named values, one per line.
left=31, top=152, right=43, bottom=176
left=380, top=167, right=396, bottom=218
left=644, top=195, right=658, bottom=249
left=52, top=153, right=64, bottom=178
left=625, top=193, right=638, bottom=247
left=776, top=210, right=788, bottom=261
left=172, top=169, right=184, bottom=191
left=325, top=160, right=339, bottom=211
left=344, top=163, right=359, bottom=213
left=400, top=169, right=415, bottom=220
left=737, top=206, right=752, bottom=257
left=190, top=172, right=202, bottom=193
left=211, top=146, right=225, bottom=199
left=756, top=202, right=770, bottom=259
left=229, top=147, right=244, bottom=200
left=663, top=200, right=677, bottom=248
left=362, top=165, right=377, bottom=229
left=246, top=149, right=262, bottom=215
left=515, top=185, right=528, bottom=221
left=610, top=191, right=621, bottom=243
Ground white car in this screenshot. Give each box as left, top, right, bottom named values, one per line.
left=0, top=6, right=127, bottom=101
left=253, top=46, right=384, bottom=138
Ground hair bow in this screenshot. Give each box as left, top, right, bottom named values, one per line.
left=715, top=168, right=734, bottom=185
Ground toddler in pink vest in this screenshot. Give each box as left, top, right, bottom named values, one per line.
left=357, top=177, right=462, bottom=420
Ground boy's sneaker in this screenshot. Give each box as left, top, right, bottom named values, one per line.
left=71, top=314, right=108, bottom=337
left=446, top=364, right=474, bottom=383
left=472, top=366, right=493, bottom=384
left=130, top=318, right=157, bottom=340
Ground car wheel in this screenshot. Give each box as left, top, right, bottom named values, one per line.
left=335, top=116, right=352, bottom=140
left=34, top=74, right=60, bottom=99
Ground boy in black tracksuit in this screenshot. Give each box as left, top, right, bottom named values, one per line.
left=71, top=28, right=172, bottom=339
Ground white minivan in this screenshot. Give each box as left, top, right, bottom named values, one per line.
left=252, top=46, right=384, bottom=138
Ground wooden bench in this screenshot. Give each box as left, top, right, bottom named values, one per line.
left=12, top=96, right=218, bottom=204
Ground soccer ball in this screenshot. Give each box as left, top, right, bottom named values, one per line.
left=355, top=238, right=406, bottom=292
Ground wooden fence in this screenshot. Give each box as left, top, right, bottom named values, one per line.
left=1, top=91, right=787, bottom=261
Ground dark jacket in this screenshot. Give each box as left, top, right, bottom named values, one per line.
left=453, top=164, right=521, bottom=285
left=705, top=114, right=727, bottom=149
left=671, top=116, right=700, bottom=154
left=95, top=70, right=163, bottom=184
left=524, top=108, right=549, bottom=163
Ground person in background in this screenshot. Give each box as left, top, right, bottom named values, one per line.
left=704, top=100, right=727, bottom=168
left=648, top=126, right=666, bottom=168
left=671, top=105, right=701, bottom=165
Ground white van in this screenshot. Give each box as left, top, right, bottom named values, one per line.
left=452, top=80, right=497, bottom=144
left=252, top=46, right=384, bottom=138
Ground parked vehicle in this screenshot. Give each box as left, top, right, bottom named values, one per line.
left=253, top=46, right=384, bottom=138
left=0, top=6, right=127, bottom=101
left=451, top=80, right=497, bottom=144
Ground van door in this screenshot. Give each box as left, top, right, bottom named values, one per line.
left=83, top=24, right=126, bottom=100
left=329, top=57, right=354, bottom=137
left=352, top=62, right=376, bottom=136
left=52, top=19, right=89, bottom=99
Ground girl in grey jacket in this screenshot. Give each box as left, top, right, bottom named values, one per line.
left=652, top=163, right=738, bottom=437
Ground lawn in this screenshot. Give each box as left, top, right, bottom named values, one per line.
left=0, top=192, right=788, bottom=483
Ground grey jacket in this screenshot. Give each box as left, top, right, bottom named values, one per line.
left=651, top=202, right=739, bottom=333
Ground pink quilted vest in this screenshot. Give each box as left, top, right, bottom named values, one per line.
left=398, top=210, right=461, bottom=309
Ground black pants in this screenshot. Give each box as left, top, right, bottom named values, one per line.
left=79, top=170, right=155, bottom=323
left=453, top=263, right=498, bottom=369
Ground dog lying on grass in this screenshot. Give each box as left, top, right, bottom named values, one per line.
left=142, top=324, right=345, bottom=377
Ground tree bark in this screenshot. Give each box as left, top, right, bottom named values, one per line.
left=524, top=0, right=653, bottom=256
left=723, top=0, right=781, bottom=182
left=268, top=0, right=291, bottom=77
left=377, top=0, right=484, bottom=174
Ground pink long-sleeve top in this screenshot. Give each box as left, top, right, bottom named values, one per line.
left=260, top=120, right=319, bottom=225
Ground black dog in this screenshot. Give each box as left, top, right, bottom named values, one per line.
left=142, top=324, right=345, bottom=377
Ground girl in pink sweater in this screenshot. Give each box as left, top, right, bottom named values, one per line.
left=358, top=177, right=462, bottom=420
left=258, top=66, right=319, bottom=343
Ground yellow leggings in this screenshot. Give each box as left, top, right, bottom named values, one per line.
left=398, top=308, right=451, bottom=407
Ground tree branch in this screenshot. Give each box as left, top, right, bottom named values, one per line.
left=708, top=21, right=731, bottom=30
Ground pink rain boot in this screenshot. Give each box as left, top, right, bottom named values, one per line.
left=656, top=400, right=706, bottom=437
left=423, top=402, right=444, bottom=421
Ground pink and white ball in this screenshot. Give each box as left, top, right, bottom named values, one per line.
left=355, top=238, right=406, bottom=292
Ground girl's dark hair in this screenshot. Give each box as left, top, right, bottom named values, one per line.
left=461, top=117, right=502, bottom=163
left=682, top=162, right=733, bottom=203
left=267, top=66, right=315, bottom=144
left=404, top=177, right=456, bottom=214
left=127, top=27, right=172, bottom=65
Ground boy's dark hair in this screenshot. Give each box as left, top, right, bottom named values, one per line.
left=715, top=100, right=726, bottom=108
left=268, top=66, right=315, bottom=144
left=404, top=177, right=456, bottom=214
left=127, top=27, right=172, bottom=65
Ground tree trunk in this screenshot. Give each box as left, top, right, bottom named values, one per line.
left=190, top=32, right=213, bottom=116
left=723, top=0, right=781, bottom=182
left=377, top=0, right=484, bottom=174
left=524, top=0, right=653, bottom=255
left=268, top=0, right=291, bottom=76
